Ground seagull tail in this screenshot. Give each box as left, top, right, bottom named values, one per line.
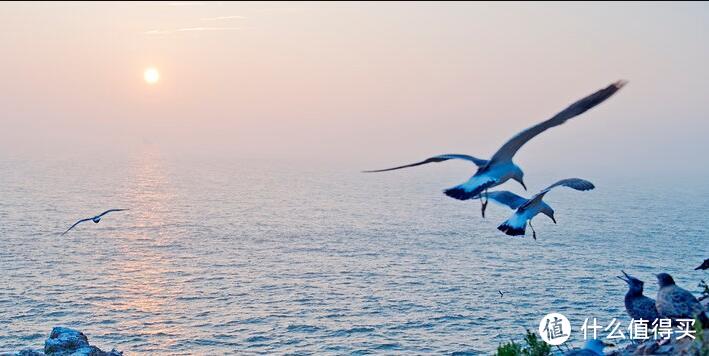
left=497, top=219, right=526, bottom=236
left=444, top=180, right=492, bottom=201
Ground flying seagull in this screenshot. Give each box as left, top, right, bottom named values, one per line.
left=498, top=290, right=504, bottom=297
left=60, top=209, right=129, bottom=236
left=363, top=81, right=625, bottom=217
left=655, top=273, right=709, bottom=326
left=617, top=271, right=659, bottom=324
left=695, top=259, right=709, bottom=270
left=487, top=178, right=594, bottom=239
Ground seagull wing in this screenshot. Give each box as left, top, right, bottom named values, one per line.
left=521, top=178, right=595, bottom=210
left=633, top=296, right=660, bottom=321
left=362, top=154, right=488, bottom=173
left=97, top=208, right=129, bottom=218
left=60, top=218, right=93, bottom=236
left=486, top=191, right=528, bottom=210
left=488, top=80, right=626, bottom=165
left=664, top=288, right=704, bottom=318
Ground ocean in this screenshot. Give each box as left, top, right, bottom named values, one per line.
left=1, top=153, right=707, bottom=354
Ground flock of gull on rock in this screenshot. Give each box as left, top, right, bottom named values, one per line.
left=568, top=268, right=709, bottom=355
left=56, top=81, right=708, bottom=355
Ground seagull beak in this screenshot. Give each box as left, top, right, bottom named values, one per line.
left=617, top=271, right=631, bottom=283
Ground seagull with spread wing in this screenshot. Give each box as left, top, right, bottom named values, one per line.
left=364, top=81, right=624, bottom=217
left=487, top=178, right=594, bottom=239
left=60, top=209, right=129, bottom=236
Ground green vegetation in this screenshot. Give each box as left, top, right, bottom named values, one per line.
left=496, top=340, right=523, bottom=356
left=495, top=330, right=551, bottom=356
left=694, top=316, right=708, bottom=356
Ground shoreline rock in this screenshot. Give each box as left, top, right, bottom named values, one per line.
left=606, top=329, right=709, bottom=355
left=15, top=327, right=122, bottom=356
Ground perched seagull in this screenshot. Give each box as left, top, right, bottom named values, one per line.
left=487, top=178, right=595, bottom=239
left=564, top=339, right=613, bottom=356
left=60, top=209, right=129, bottom=236
left=363, top=81, right=625, bottom=217
left=696, top=259, right=709, bottom=270
left=617, top=271, right=659, bottom=324
left=655, top=273, right=709, bottom=326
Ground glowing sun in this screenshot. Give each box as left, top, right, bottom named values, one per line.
left=144, top=67, right=160, bottom=84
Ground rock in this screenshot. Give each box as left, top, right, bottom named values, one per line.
left=606, top=328, right=709, bottom=355
left=15, top=349, right=43, bottom=356
left=11, top=327, right=123, bottom=356
left=655, top=344, right=674, bottom=354
left=44, top=327, right=90, bottom=354
left=637, top=340, right=659, bottom=355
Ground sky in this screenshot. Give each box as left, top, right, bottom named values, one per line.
left=1, top=2, right=708, bottom=180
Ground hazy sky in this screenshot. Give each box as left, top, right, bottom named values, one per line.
left=1, top=2, right=708, bottom=179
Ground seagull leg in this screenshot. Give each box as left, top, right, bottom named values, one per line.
left=529, top=220, right=537, bottom=240
left=479, top=197, right=485, bottom=218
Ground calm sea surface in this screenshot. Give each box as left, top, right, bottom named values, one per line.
left=1, top=154, right=707, bottom=354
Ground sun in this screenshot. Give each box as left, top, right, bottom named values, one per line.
left=144, top=67, right=160, bottom=85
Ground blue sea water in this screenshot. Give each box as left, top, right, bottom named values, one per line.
left=1, top=154, right=707, bottom=354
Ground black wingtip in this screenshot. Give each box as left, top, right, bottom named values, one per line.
left=444, top=185, right=486, bottom=201
left=614, top=80, right=628, bottom=89
left=497, top=223, right=526, bottom=236
left=444, top=187, right=472, bottom=200
left=361, top=168, right=395, bottom=173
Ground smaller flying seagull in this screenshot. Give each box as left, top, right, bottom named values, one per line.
left=695, top=259, right=709, bottom=270
left=498, top=290, right=504, bottom=297
left=486, top=178, right=595, bottom=239
left=60, top=209, right=129, bottom=236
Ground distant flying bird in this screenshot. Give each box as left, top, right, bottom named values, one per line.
left=363, top=81, right=625, bottom=217
left=564, top=339, right=612, bottom=356
left=655, top=273, right=709, bottom=326
left=617, top=271, right=659, bottom=323
left=487, top=178, right=595, bottom=239
left=498, top=290, right=504, bottom=297
left=60, top=209, right=129, bottom=236
left=696, top=259, right=709, bottom=270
